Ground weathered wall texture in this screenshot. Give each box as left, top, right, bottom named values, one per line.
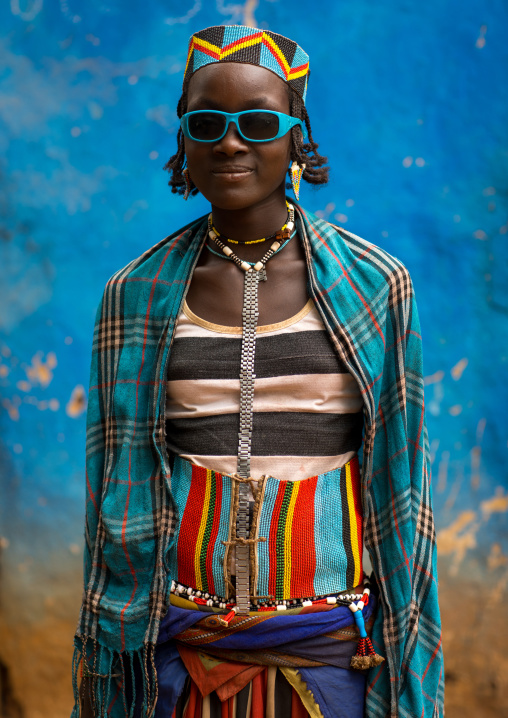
left=1, top=1, right=507, bottom=716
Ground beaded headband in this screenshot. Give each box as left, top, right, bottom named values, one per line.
left=183, top=25, right=310, bottom=102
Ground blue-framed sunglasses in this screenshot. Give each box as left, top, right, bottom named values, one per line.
left=180, top=110, right=307, bottom=143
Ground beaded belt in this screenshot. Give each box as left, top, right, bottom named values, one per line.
left=171, top=575, right=370, bottom=624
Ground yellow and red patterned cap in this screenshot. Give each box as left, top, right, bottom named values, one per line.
left=183, top=25, right=310, bottom=102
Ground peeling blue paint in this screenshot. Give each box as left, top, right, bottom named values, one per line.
left=0, top=0, right=507, bottom=587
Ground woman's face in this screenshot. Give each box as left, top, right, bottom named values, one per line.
left=184, top=63, right=292, bottom=212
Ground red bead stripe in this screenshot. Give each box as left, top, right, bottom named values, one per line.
left=290, top=475, right=318, bottom=597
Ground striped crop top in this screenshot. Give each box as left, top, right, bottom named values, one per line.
left=166, top=298, right=364, bottom=482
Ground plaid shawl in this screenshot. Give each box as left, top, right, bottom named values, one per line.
left=73, top=204, right=444, bottom=717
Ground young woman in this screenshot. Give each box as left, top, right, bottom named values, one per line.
left=74, top=25, right=444, bottom=718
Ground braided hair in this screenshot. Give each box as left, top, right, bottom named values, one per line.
left=164, top=83, right=329, bottom=197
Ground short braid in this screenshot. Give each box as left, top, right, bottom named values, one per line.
left=287, top=90, right=329, bottom=187
left=163, top=88, right=200, bottom=197
left=164, top=84, right=329, bottom=196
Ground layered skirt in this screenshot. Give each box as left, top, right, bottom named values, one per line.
left=152, top=591, right=378, bottom=718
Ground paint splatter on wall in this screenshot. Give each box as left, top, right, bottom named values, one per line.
left=0, top=1, right=507, bottom=716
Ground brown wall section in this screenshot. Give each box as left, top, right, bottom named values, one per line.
left=1, top=556, right=507, bottom=717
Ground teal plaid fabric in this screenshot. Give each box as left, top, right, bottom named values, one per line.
left=75, top=204, right=444, bottom=717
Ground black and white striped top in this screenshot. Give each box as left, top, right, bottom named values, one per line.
left=165, top=299, right=363, bottom=481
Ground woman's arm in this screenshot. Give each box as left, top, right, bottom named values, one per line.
left=365, top=267, right=444, bottom=717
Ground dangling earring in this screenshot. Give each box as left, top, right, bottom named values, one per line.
left=182, top=167, right=192, bottom=200
left=290, top=161, right=305, bottom=201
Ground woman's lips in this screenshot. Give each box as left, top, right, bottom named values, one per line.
left=211, top=167, right=253, bottom=181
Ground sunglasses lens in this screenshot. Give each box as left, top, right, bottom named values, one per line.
left=188, top=112, right=227, bottom=141
left=239, top=112, right=279, bottom=140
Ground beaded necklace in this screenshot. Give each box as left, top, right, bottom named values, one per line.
left=205, top=229, right=296, bottom=265
left=213, top=201, right=293, bottom=245
left=207, top=202, right=295, bottom=273
left=206, top=202, right=295, bottom=616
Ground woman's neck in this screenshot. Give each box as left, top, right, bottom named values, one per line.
left=210, top=192, right=289, bottom=245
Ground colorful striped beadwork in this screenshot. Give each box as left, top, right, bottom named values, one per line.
left=169, top=458, right=233, bottom=599
left=169, top=455, right=363, bottom=604
left=257, top=456, right=363, bottom=600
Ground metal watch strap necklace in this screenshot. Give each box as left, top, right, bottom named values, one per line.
left=207, top=201, right=296, bottom=615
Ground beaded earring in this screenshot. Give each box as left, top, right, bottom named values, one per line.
left=290, top=161, right=305, bottom=201
left=182, top=167, right=192, bottom=200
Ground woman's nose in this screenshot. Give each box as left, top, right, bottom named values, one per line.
left=213, top=121, right=249, bottom=155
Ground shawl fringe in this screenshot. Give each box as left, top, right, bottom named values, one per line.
left=71, top=637, right=158, bottom=718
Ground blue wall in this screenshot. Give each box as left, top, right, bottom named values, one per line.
left=1, top=1, right=507, bottom=715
